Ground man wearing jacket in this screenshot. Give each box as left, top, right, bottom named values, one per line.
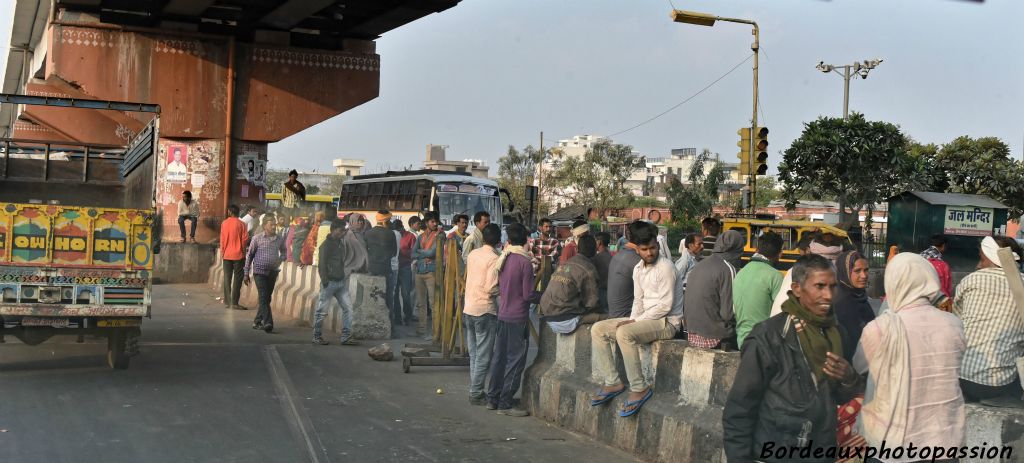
left=538, top=235, right=603, bottom=334
left=723, top=254, right=863, bottom=463
left=683, top=230, right=744, bottom=350
left=313, top=221, right=358, bottom=346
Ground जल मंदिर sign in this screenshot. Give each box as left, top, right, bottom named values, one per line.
left=943, top=206, right=994, bottom=237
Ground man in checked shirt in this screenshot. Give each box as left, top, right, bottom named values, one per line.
left=244, top=216, right=288, bottom=333
left=527, top=218, right=561, bottom=290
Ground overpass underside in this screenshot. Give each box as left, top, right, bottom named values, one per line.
left=2, top=0, right=459, bottom=242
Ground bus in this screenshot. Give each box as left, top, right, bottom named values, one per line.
left=264, top=192, right=340, bottom=212
left=339, top=170, right=515, bottom=226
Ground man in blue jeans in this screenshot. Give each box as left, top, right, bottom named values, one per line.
left=462, top=223, right=502, bottom=405
left=313, top=220, right=358, bottom=346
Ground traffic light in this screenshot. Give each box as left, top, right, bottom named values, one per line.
left=737, top=127, right=768, bottom=176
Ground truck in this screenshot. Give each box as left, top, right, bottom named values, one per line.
left=0, top=94, right=160, bottom=369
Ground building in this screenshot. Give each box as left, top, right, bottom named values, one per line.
left=644, top=148, right=744, bottom=201
left=421, top=144, right=489, bottom=178
left=333, top=159, right=366, bottom=178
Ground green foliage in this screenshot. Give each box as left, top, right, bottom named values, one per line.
left=722, top=175, right=780, bottom=212
left=778, top=113, right=917, bottom=225
left=497, top=145, right=547, bottom=219
left=548, top=141, right=646, bottom=214
left=265, top=170, right=289, bottom=193
left=925, top=136, right=1024, bottom=218
left=666, top=148, right=725, bottom=228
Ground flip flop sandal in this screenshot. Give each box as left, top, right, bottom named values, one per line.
left=590, top=387, right=626, bottom=406
left=618, top=389, right=654, bottom=417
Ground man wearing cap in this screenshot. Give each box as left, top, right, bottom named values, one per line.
left=366, top=210, right=399, bottom=328
left=954, top=235, right=1024, bottom=402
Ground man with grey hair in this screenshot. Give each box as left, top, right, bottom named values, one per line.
left=724, top=254, right=864, bottom=463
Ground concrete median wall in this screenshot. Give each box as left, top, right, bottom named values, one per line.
left=206, top=251, right=390, bottom=339
left=522, top=323, right=1024, bottom=463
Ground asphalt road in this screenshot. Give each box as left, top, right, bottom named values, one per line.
left=0, top=284, right=637, bottom=463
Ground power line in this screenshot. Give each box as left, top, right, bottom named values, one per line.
left=607, top=53, right=754, bottom=138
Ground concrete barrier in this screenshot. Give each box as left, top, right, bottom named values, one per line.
left=523, top=323, right=1024, bottom=463
left=154, top=242, right=219, bottom=283
left=206, top=251, right=391, bottom=339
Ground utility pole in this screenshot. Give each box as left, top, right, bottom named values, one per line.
left=815, top=58, right=883, bottom=225
left=537, top=131, right=544, bottom=217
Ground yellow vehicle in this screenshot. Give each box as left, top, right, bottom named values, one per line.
left=721, top=215, right=851, bottom=271
left=264, top=192, right=340, bottom=212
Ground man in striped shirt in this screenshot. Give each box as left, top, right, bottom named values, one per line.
left=244, top=216, right=288, bottom=333
left=954, top=235, right=1024, bottom=402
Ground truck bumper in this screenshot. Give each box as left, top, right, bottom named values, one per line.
left=0, top=304, right=147, bottom=317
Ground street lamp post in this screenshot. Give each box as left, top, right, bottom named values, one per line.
left=671, top=10, right=760, bottom=213
left=815, top=59, right=883, bottom=119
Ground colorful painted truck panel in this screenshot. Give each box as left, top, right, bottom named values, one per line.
left=0, top=203, right=153, bottom=317
left=0, top=203, right=155, bottom=270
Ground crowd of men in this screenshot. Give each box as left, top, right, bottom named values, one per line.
left=214, top=178, right=1024, bottom=459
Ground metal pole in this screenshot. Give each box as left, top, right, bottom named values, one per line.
left=538, top=131, right=543, bottom=217
left=843, top=66, right=851, bottom=119
left=749, top=24, right=757, bottom=214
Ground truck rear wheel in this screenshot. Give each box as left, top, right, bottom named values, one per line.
left=107, top=329, right=130, bottom=370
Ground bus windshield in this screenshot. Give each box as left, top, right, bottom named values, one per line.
left=437, top=192, right=501, bottom=226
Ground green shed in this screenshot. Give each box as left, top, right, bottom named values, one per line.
left=886, top=191, right=1009, bottom=272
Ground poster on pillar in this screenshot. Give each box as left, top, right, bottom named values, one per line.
left=236, top=152, right=257, bottom=181
left=166, top=144, right=188, bottom=183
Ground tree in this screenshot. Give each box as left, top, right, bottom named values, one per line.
left=629, top=196, right=668, bottom=208
left=306, top=185, right=321, bottom=195
left=666, top=148, right=726, bottom=230
left=548, top=141, right=646, bottom=216
left=778, top=112, right=917, bottom=229
left=723, top=175, right=780, bottom=212
left=497, top=145, right=548, bottom=220
left=265, top=170, right=289, bottom=193
left=928, top=136, right=1024, bottom=218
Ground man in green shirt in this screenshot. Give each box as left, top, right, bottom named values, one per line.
left=733, top=231, right=784, bottom=348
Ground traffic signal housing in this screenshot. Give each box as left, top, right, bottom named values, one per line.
left=737, top=127, right=768, bottom=176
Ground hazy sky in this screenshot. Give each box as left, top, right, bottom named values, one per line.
left=3, top=0, right=1022, bottom=175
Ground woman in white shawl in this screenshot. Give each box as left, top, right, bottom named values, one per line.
left=855, top=253, right=966, bottom=462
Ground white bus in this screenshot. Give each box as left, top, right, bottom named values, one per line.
left=338, top=170, right=515, bottom=226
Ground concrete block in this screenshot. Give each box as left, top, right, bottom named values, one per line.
left=347, top=274, right=391, bottom=340
left=155, top=242, right=218, bottom=283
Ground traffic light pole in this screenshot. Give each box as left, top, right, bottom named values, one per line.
left=749, top=23, right=759, bottom=214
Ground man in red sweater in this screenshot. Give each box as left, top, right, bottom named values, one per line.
left=220, top=204, right=249, bottom=310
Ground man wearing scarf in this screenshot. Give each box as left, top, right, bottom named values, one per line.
left=724, top=254, right=864, bottom=463
left=461, top=211, right=491, bottom=263
left=558, top=220, right=590, bottom=265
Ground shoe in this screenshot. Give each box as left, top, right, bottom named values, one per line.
left=252, top=321, right=262, bottom=330
left=496, top=408, right=530, bottom=417
left=190, top=238, right=197, bottom=243
left=469, top=396, right=487, bottom=406
left=485, top=402, right=497, bottom=410
left=263, top=324, right=273, bottom=333
left=340, top=338, right=360, bottom=346
left=179, top=238, right=186, bottom=243
left=232, top=305, right=248, bottom=311
left=312, top=338, right=330, bottom=346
